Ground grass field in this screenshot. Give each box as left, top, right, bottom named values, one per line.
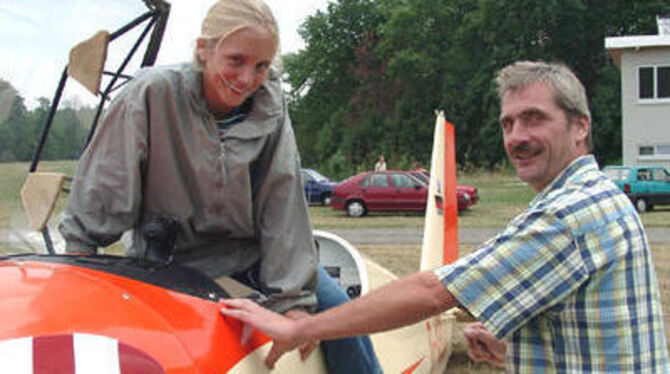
left=1, top=161, right=669, bottom=373
left=310, top=169, right=670, bottom=229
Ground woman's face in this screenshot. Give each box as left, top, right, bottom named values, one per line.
left=198, top=25, right=276, bottom=116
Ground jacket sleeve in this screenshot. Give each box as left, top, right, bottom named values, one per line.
left=253, top=104, right=319, bottom=313
left=59, top=84, right=148, bottom=253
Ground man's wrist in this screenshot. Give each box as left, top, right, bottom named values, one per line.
left=293, top=314, right=314, bottom=342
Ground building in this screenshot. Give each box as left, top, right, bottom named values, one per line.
left=605, top=16, right=670, bottom=169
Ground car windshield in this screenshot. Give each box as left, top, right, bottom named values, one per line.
left=603, top=168, right=630, bottom=181
left=410, top=172, right=429, bottom=185
left=304, top=169, right=330, bottom=183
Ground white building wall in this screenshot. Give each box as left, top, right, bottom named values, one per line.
left=620, top=48, right=670, bottom=170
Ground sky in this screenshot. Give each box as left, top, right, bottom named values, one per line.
left=0, top=0, right=331, bottom=108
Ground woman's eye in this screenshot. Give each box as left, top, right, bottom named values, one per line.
left=256, top=63, right=270, bottom=73
left=227, top=56, right=243, bottom=65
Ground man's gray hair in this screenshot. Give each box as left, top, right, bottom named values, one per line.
left=495, top=61, right=593, bottom=151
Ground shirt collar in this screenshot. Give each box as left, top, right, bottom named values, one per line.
left=529, top=155, right=598, bottom=207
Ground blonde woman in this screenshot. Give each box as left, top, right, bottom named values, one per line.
left=59, top=1, right=381, bottom=372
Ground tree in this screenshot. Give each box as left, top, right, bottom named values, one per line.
left=284, top=0, right=670, bottom=173
left=284, top=0, right=387, bottom=175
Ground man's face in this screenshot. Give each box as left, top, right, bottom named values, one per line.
left=198, top=26, right=276, bottom=116
left=500, top=81, right=589, bottom=192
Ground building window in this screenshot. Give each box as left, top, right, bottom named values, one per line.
left=639, top=146, right=655, bottom=156
left=640, top=67, right=654, bottom=99
left=639, top=145, right=670, bottom=159
left=659, top=67, right=670, bottom=98
left=638, top=65, right=670, bottom=100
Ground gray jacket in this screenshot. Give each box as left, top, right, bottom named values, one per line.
left=59, top=64, right=318, bottom=312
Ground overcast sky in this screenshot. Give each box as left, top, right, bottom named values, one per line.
left=0, top=0, right=331, bottom=108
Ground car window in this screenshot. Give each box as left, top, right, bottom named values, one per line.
left=391, top=174, right=417, bottom=188
left=308, top=170, right=329, bottom=182
left=303, top=169, right=329, bottom=183
left=604, top=168, right=628, bottom=181
left=301, top=170, right=313, bottom=183
left=371, top=174, right=390, bottom=187
left=411, top=172, right=429, bottom=184
left=637, top=169, right=651, bottom=181
left=652, top=169, right=670, bottom=181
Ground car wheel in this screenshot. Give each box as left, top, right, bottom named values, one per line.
left=635, top=198, right=648, bottom=213
left=346, top=200, right=366, bottom=217
left=322, top=194, right=332, bottom=206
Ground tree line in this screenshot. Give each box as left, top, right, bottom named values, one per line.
left=285, top=0, right=670, bottom=179
left=2, top=0, right=669, bottom=178
left=0, top=80, right=92, bottom=163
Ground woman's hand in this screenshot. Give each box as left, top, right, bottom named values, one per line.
left=220, top=299, right=308, bottom=369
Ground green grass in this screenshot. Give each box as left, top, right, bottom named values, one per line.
left=2, top=160, right=668, bottom=248
left=1, top=160, right=669, bottom=373
left=311, top=169, right=670, bottom=229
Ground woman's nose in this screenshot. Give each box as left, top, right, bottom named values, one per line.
left=238, top=66, right=255, bottom=86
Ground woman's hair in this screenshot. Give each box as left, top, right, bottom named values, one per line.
left=495, top=61, right=592, bottom=151
left=193, top=0, right=280, bottom=72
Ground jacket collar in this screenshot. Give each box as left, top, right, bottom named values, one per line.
left=184, top=64, right=284, bottom=138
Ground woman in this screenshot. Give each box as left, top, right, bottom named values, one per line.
left=59, top=1, right=381, bottom=373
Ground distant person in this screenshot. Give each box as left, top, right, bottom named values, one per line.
left=374, top=154, right=386, bottom=171
left=58, top=1, right=381, bottom=373
left=412, top=162, right=427, bottom=174
left=222, top=61, right=669, bottom=372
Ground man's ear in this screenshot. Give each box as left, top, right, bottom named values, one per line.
left=195, top=38, right=209, bottom=63
left=573, top=115, right=590, bottom=147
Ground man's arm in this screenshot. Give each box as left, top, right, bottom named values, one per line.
left=221, top=270, right=457, bottom=368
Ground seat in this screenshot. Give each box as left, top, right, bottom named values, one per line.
left=21, top=0, right=171, bottom=254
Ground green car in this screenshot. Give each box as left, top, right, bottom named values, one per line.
left=603, top=165, right=670, bottom=213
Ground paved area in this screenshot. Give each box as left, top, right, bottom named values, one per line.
left=3, top=226, right=669, bottom=253
left=330, top=227, right=670, bottom=245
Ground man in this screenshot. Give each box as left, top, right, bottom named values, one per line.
left=222, top=61, right=669, bottom=372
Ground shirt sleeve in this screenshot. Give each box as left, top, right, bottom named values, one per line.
left=435, top=210, right=590, bottom=339
left=58, top=83, right=148, bottom=253
left=252, top=102, right=318, bottom=313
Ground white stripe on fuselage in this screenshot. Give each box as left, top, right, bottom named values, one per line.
left=0, top=337, right=32, bottom=374
left=74, top=333, right=120, bottom=374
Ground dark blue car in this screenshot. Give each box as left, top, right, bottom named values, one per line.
left=301, top=168, right=335, bottom=205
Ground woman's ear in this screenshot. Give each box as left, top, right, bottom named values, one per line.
left=195, top=38, right=209, bottom=64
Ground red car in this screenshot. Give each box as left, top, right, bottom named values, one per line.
left=332, top=171, right=472, bottom=217
left=409, top=170, right=479, bottom=205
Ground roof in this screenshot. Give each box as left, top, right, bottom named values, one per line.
left=605, top=34, right=670, bottom=67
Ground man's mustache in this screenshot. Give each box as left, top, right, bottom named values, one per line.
left=510, top=142, right=536, bottom=154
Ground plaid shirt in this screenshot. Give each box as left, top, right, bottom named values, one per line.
left=436, top=156, right=668, bottom=373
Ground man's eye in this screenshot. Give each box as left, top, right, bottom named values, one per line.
left=525, top=111, right=544, bottom=123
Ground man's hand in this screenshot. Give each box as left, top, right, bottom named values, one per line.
left=220, top=299, right=307, bottom=369
left=283, top=309, right=320, bottom=362
left=462, top=322, right=506, bottom=367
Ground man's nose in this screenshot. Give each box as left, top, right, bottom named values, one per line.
left=506, top=121, right=529, bottom=143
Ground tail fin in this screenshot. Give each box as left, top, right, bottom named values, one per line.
left=420, top=111, right=458, bottom=270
